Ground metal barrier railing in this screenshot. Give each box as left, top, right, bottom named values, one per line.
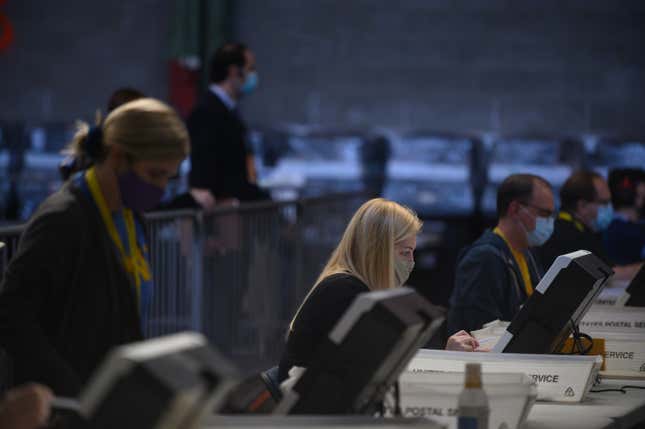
left=0, top=193, right=366, bottom=371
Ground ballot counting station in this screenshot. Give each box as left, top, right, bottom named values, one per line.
left=33, top=251, right=642, bottom=429
left=2, top=5, right=645, bottom=427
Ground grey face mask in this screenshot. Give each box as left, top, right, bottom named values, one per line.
left=394, top=258, right=415, bottom=287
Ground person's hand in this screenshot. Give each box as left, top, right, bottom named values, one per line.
left=190, top=188, right=216, bottom=212
left=445, top=330, right=480, bottom=352
left=0, top=383, right=53, bottom=429
left=474, top=346, right=491, bottom=352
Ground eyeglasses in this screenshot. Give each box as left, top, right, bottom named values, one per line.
left=521, top=203, right=555, bottom=219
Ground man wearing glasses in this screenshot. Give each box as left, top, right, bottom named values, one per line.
left=447, top=174, right=554, bottom=335
left=538, top=171, right=642, bottom=282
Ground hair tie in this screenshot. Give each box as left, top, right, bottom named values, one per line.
left=621, top=177, right=633, bottom=189
left=85, top=126, right=104, bottom=160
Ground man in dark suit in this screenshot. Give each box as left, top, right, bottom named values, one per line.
left=186, top=43, right=270, bottom=353
left=187, top=42, right=268, bottom=210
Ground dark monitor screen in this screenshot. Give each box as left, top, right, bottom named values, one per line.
left=493, top=250, right=613, bottom=354
left=624, top=264, right=645, bottom=307
left=277, top=287, right=444, bottom=415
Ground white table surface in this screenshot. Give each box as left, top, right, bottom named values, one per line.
left=203, top=379, right=645, bottom=429
left=524, top=380, right=645, bottom=429
left=204, top=416, right=444, bottom=428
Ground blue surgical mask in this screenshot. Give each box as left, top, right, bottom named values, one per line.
left=241, top=71, right=258, bottom=94
left=593, top=204, right=614, bottom=231
left=523, top=213, right=554, bottom=247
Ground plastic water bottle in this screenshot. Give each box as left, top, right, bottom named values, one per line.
left=457, top=363, right=489, bottom=429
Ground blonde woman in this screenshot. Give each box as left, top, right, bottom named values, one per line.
left=0, top=99, right=189, bottom=395
left=278, top=198, right=479, bottom=382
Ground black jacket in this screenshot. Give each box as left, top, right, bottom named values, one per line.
left=278, top=274, right=369, bottom=382
left=447, top=230, right=542, bottom=335
left=0, top=181, right=142, bottom=395
left=604, top=217, right=645, bottom=265
left=537, top=212, right=614, bottom=270
left=187, top=91, right=268, bottom=201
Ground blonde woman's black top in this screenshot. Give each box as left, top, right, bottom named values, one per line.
left=278, top=273, right=369, bottom=382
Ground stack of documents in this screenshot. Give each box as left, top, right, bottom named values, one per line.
left=470, top=320, right=510, bottom=350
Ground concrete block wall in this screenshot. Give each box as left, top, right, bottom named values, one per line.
left=235, top=0, right=645, bottom=135
left=0, top=1, right=643, bottom=136
left=0, top=0, right=172, bottom=123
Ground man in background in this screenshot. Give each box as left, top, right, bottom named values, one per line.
left=448, top=174, right=554, bottom=334
left=538, top=171, right=641, bottom=281
left=605, top=168, right=645, bottom=266
left=186, top=43, right=269, bottom=353
left=187, top=42, right=268, bottom=210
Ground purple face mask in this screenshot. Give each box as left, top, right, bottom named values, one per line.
left=117, top=170, right=165, bottom=212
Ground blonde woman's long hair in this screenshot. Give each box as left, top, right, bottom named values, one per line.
left=66, top=98, right=190, bottom=164
left=290, top=198, right=422, bottom=330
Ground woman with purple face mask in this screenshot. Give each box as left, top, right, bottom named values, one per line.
left=0, top=99, right=189, bottom=396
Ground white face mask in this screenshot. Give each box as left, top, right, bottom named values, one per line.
left=394, top=258, right=415, bottom=287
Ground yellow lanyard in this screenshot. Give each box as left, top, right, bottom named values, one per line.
left=493, top=227, right=533, bottom=296
left=558, top=211, right=585, bottom=232
left=85, top=167, right=151, bottom=302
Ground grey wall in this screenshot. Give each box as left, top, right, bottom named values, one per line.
left=1, top=1, right=644, bottom=135
left=0, top=0, right=172, bottom=123
left=235, top=0, right=645, bottom=135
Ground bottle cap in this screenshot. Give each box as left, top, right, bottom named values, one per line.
left=464, top=362, right=482, bottom=388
